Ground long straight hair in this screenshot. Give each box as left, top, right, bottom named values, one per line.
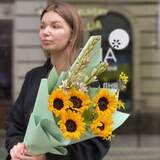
left=40, top=1, right=83, bottom=64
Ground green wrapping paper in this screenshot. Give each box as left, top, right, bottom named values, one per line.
left=23, top=36, right=129, bottom=155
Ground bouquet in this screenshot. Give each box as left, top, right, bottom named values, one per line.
left=23, top=35, right=129, bottom=155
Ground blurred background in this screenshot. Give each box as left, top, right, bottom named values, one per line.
left=0, top=0, right=160, bottom=159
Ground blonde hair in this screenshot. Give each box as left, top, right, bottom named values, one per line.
left=41, top=1, right=83, bottom=64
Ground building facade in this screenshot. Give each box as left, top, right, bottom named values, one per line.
left=0, top=0, right=160, bottom=133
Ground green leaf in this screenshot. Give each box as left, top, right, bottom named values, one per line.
left=83, top=106, right=98, bottom=124
left=88, top=87, right=100, bottom=98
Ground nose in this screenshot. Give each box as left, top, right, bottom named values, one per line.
left=43, top=26, right=51, bottom=35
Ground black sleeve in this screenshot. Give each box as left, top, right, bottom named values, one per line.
left=69, top=137, right=110, bottom=160
left=5, top=73, right=30, bottom=154
left=46, top=138, right=110, bottom=160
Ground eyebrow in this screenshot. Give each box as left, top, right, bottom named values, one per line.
left=41, top=21, right=62, bottom=25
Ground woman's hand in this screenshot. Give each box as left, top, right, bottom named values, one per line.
left=18, top=154, right=46, bottom=160
left=10, top=142, right=26, bottom=160
left=10, top=142, right=46, bottom=160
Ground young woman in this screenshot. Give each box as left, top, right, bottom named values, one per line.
left=5, top=1, right=110, bottom=160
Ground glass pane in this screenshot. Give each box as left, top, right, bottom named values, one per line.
left=90, top=12, right=132, bottom=112
left=0, top=20, right=12, bottom=99
left=78, top=1, right=160, bottom=160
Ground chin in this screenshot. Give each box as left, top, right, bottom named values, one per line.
left=42, top=46, right=54, bottom=51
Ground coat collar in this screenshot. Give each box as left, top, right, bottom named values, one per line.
left=43, top=58, right=53, bottom=71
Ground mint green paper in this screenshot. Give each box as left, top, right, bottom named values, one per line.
left=23, top=36, right=129, bottom=155
left=70, top=36, right=101, bottom=72
left=55, top=71, right=67, bottom=87
left=68, top=36, right=102, bottom=79
left=24, top=79, right=70, bottom=155
left=48, top=67, right=58, bottom=93
left=112, top=111, right=129, bottom=131
left=83, top=37, right=102, bottom=75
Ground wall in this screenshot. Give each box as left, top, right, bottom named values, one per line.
left=14, top=0, right=160, bottom=114
left=14, top=0, right=47, bottom=99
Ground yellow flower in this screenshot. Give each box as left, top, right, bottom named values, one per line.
left=48, top=88, right=71, bottom=117
left=68, top=88, right=90, bottom=113
left=117, top=100, right=125, bottom=110
left=119, top=72, right=128, bottom=84
left=58, top=111, right=85, bottom=140
left=91, top=112, right=112, bottom=140
left=93, top=88, right=118, bottom=114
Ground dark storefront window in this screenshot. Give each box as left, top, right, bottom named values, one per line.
left=84, top=11, right=132, bottom=111
left=0, top=0, right=14, bottom=3
left=0, top=20, right=12, bottom=99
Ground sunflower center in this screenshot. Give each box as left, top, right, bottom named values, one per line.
left=53, top=98, right=64, bottom=110
left=70, top=96, right=82, bottom=108
left=97, top=122, right=105, bottom=131
left=98, top=97, right=109, bottom=111
left=65, top=119, right=77, bottom=132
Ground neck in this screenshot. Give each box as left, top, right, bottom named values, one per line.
left=50, top=50, right=70, bottom=75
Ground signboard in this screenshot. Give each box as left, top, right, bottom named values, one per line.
left=80, top=9, right=132, bottom=111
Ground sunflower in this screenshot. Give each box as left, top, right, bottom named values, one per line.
left=68, top=88, right=90, bottom=113
left=58, top=111, right=85, bottom=140
left=90, top=112, right=112, bottom=140
left=93, top=88, right=118, bottom=114
left=48, top=88, right=71, bottom=117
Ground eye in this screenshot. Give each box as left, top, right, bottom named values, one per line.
left=40, top=24, right=45, bottom=30
left=51, top=23, right=62, bottom=29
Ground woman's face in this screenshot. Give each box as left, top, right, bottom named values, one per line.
left=39, top=11, right=72, bottom=53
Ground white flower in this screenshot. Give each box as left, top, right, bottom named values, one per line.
left=59, top=80, right=69, bottom=89
left=76, top=82, right=88, bottom=92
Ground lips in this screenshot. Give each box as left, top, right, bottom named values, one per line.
left=41, top=40, right=53, bottom=45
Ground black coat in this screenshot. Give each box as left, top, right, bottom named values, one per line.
left=5, top=59, right=110, bottom=160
